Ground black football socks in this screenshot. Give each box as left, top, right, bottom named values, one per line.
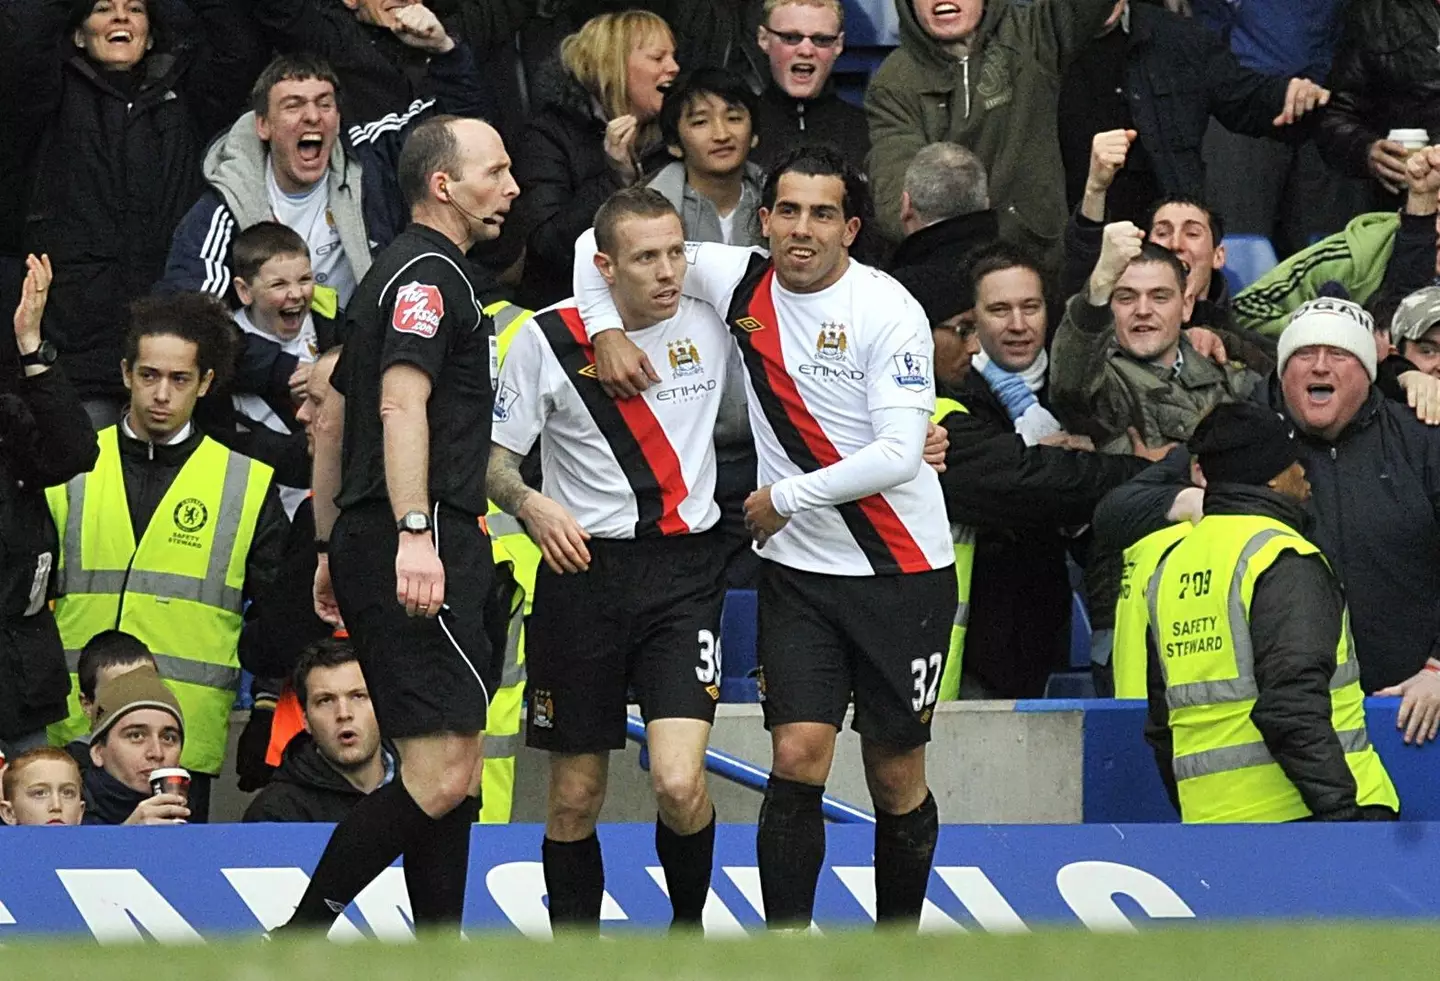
left=655, top=807, right=716, bottom=927
left=873, top=791, right=939, bottom=928
left=405, top=794, right=480, bottom=930
left=756, top=776, right=826, bottom=929
left=543, top=833, right=605, bottom=932
left=286, top=779, right=434, bottom=928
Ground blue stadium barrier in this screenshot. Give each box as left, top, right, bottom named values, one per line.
left=719, top=589, right=759, bottom=704
left=1017, top=697, right=1440, bottom=823
left=625, top=716, right=874, bottom=824
left=1222, top=234, right=1280, bottom=292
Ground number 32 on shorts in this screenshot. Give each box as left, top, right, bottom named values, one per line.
left=910, top=652, right=943, bottom=712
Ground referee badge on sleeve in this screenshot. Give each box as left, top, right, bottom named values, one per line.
left=392, top=282, right=444, bottom=338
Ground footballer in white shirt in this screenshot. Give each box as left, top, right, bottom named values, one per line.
left=573, top=147, right=956, bottom=932
left=487, top=189, right=731, bottom=931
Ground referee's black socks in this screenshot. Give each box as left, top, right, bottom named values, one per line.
left=873, top=790, right=939, bottom=929
left=655, top=807, right=715, bottom=928
left=543, top=834, right=605, bottom=932
left=286, top=779, right=435, bottom=929
left=756, top=776, right=826, bottom=929
left=405, top=794, right=481, bottom=929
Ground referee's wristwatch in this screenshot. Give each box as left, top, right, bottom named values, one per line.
left=397, top=510, right=433, bottom=534
left=19, top=339, right=58, bottom=368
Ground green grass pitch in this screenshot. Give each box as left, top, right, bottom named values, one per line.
left=6, top=924, right=1438, bottom=981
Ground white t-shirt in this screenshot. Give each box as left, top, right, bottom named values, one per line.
left=231, top=308, right=316, bottom=518
left=575, top=231, right=953, bottom=577
left=266, top=162, right=357, bottom=307
left=492, top=298, right=735, bottom=539
left=717, top=208, right=737, bottom=246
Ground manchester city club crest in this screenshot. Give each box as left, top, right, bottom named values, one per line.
left=815, top=323, right=848, bottom=361
left=668, top=338, right=703, bottom=377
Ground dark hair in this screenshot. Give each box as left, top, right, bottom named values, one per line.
left=968, top=241, right=1046, bottom=299
left=1127, top=241, right=1190, bottom=293
left=593, top=186, right=681, bottom=255
left=77, top=631, right=156, bottom=702
left=658, top=68, right=758, bottom=150
left=123, top=293, right=239, bottom=390
left=66, top=0, right=166, bottom=51
left=231, top=221, right=309, bottom=284
left=250, top=53, right=341, bottom=117
left=761, top=144, right=870, bottom=222
left=292, top=636, right=360, bottom=708
left=1146, top=194, right=1225, bottom=247
left=397, top=114, right=465, bottom=210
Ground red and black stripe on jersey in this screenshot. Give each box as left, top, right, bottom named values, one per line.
left=535, top=307, right=691, bottom=538
left=724, top=255, right=929, bottom=575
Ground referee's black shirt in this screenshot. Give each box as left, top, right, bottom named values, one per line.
left=333, top=223, right=495, bottom=517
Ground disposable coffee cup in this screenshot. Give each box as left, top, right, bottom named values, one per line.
left=1388, top=129, right=1430, bottom=151
left=148, top=767, right=190, bottom=803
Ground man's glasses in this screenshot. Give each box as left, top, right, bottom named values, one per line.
left=761, top=25, right=842, bottom=49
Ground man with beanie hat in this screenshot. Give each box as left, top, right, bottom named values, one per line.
left=1142, top=400, right=1399, bottom=823
left=83, top=666, right=189, bottom=825
left=1273, top=296, right=1440, bottom=744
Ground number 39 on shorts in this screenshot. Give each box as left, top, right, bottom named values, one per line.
left=695, top=629, right=721, bottom=685
left=910, top=652, right=943, bottom=711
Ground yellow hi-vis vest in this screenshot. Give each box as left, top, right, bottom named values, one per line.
left=931, top=397, right=974, bottom=701
left=479, top=298, right=540, bottom=823
left=46, top=427, right=274, bottom=775
left=1113, top=523, right=1192, bottom=698
left=1146, top=514, right=1399, bottom=823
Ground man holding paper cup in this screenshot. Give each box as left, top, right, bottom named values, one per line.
left=80, top=666, right=190, bottom=826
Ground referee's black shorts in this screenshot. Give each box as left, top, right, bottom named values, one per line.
left=330, top=501, right=500, bottom=738
left=757, top=562, right=957, bottom=748
left=525, top=532, right=725, bottom=754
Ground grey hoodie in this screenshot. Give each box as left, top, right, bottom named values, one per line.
left=646, top=160, right=766, bottom=248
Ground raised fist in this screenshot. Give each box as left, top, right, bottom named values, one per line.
left=1086, top=129, right=1135, bottom=195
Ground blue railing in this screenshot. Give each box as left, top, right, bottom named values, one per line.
left=625, top=716, right=874, bottom=824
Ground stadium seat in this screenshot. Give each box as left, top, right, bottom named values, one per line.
left=719, top=589, right=759, bottom=703
left=1221, top=234, right=1280, bottom=292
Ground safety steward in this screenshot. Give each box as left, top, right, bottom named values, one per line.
left=45, top=293, right=285, bottom=823
left=1143, top=401, right=1399, bottom=823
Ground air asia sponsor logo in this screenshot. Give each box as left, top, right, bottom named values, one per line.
left=892, top=352, right=931, bottom=390
left=493, top=382, right=519, bottom=422
left=392, top=282, right=444, bottom=338
left=667, top=339, right=703, bottom=377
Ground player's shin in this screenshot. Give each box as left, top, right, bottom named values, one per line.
left=756, top=775, right=826, bottom=929
left=873, top=790, right=939, bottom=929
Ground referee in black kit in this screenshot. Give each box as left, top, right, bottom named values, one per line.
left=281, top=115, right=519, bottom=933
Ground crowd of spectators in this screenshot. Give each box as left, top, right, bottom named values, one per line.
left=2, top=0, right=1440, bottom=828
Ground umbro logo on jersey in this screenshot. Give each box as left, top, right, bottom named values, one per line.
left=578, top=364, right=599, bottom=378
left=734, top=316, right=766, bottom=333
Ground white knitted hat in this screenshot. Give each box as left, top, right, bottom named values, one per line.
left=1276, top=297, right=1377, bottom=381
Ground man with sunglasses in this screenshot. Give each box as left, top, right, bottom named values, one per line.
left=752, top=0, right=869, bottom=172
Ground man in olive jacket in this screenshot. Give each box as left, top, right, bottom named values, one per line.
left=1050, top=221, right=1261, bottom=453
left=864, top=0, right=1116, bottom=258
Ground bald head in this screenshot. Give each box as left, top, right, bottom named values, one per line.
left=400, top=115, right=520, bottom=245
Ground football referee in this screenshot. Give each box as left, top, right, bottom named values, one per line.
left=282, top=115, right=520, bottom=932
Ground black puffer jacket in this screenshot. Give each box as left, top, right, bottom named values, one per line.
left=1143, top=483, right=1396, bottom=822
left=0, top=366, right=98, bottom=740
left=5, top=0, right=263, bottom=401
left=1316, top=0, right=1440, bottom=180
left=512, top=62, right=672, bottom=308
left=750, top=81, right=871, bottom=173
left=937, top=371, right=1146, bottom=697
left=242, top=732, right=398, bottom=823
left=887, top=210, right=1001, bottom=298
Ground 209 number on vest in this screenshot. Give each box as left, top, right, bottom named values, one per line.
left=1177, top=570, right=1213, bottom=599
left=911, top=653, right=943, bottom=711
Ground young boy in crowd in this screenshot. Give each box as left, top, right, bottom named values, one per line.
left=228, top=221, right=334, bottom=515
left=649, top=68, right=765, bottom=247
left=0, top=748, right=85, bottom=826
left=60, top=631, right=158, bottom=771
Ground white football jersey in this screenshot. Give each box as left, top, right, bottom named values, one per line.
left=492, top=299, right=734, bottom=539
left=578, top=236, right=953, bottom=577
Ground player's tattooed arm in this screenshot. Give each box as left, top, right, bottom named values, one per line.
left=486, top=445, right=536, bottom=517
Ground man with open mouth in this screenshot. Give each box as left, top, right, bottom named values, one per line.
left=751, top=0, right=870, bottom=173
left=159, top=28, right=488, bottom=318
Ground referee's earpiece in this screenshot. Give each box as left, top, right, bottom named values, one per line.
left=439, top=180, right=451, bottom=203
